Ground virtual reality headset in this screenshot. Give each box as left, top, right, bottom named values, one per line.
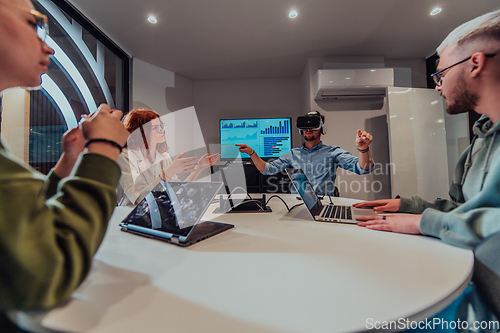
left=296, top=112, right=327, bottom=134
left=296, top=115, right=323, bottom=130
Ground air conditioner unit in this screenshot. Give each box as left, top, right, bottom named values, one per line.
left=313, top=69, right=394, bottom=101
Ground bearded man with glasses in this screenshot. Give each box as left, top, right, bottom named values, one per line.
left=355, top=10, right=500, bottom=250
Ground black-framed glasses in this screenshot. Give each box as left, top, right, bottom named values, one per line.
left=152, top=124, right=166, bottom=133
left=1, top=0, right=50, bottom=41
left=431, top=53, right=497, bottom=86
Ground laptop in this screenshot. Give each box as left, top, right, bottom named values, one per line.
left=119, top=181, right=234, bottom=247
left=285, top=168, right=357, bottom=224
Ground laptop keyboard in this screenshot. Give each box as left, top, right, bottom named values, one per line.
left=320, top=205, right=352, bottom=220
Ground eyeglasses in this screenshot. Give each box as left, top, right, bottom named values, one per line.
left=152, top=124, right=166, bottom=133
left=1, top=1, right=50, bottom=41
left=30, top=9, right=49, bottom=41
left=431, top=53, right=497, bottom=86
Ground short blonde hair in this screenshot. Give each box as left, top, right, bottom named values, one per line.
left=437, top=10, right=500, bottom=55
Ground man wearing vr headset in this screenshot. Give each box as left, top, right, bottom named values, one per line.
left=236, top=111, right=374, bottom=196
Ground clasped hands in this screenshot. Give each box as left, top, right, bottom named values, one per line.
left=353, top=199, right=422, bottom=235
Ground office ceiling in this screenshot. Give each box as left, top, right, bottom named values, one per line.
left=68, top=0, right=499, bottom=80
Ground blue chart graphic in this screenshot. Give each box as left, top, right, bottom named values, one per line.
left=260, top=120, right=289, bottom=135
left=262, top=137, right=289, bottom=156
left=220, top=118, right=291, bottom=158
left=221, top=131, right=257, bottom=142
left=221, top=120, right=258, bottom=129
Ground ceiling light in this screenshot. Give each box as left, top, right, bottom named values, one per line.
left=148, top=16, right=157, bottom=24
left=430, top=8, right=442, bottom=16
left=289, top=10, right=298, bottom=19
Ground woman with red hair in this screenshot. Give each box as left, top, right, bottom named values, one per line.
left=117, top=109, right=220, bottom=206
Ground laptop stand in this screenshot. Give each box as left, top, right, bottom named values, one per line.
left=213, top=194, right=272, bottom=214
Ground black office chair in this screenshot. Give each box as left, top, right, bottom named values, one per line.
left=473, top=231, right=500, bottom=319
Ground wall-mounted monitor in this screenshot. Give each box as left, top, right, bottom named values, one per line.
left=220, top=117, right=292, bottom=160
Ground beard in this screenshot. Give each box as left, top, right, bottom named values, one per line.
left=446, top=72, right=478, bottom=115
left=304, top=132, right=319, bottom=141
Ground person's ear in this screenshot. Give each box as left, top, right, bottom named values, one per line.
left=470, top=52, right=487, bottom=78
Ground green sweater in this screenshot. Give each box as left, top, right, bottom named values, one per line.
left=0, top=139, right=121, bottom=310
left=398, top=116, right=500, bottom=250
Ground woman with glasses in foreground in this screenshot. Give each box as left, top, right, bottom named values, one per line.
left=117, top=109, right=220, bottom=206
left=0, top=0, right=129, bottom=312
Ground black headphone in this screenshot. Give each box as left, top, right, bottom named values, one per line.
left=298, top=111, right=327, bottom=135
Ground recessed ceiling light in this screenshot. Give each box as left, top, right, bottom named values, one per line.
left=289, top=10, right=298, bottom=19
left=430, top=8, right=442, bottom=16
left=148, top=16, right=157, bottom=24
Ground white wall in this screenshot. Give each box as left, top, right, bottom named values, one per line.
left=133, top=59, right=196, bottom=116
left=192, top=78, right=302, bottom=150
left=132, top=58, right=175, bottom=115
left=166, top=74, right=194, bottom=113
left=385, top=59, right=427, bottom=88
left=0, top=88, right=29, bottom=162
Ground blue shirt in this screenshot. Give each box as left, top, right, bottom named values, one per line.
left=262, top=142, right=373, bottom=196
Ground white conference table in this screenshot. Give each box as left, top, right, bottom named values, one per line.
left=13, top=195, right=473, bottom=333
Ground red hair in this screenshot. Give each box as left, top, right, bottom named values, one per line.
left=122, top=109, right=168, bottom=152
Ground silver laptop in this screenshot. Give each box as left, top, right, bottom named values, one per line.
left=285, top=168, right=357, bottom=224
left=120, top=182, right=233, bottom=246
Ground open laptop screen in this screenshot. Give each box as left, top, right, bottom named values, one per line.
left=121, top=182, right=222, bottom=237
left=287, top=169, right=320, bottom=210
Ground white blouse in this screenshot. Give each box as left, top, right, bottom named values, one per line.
left=116, top=148, right=180, bottom=206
